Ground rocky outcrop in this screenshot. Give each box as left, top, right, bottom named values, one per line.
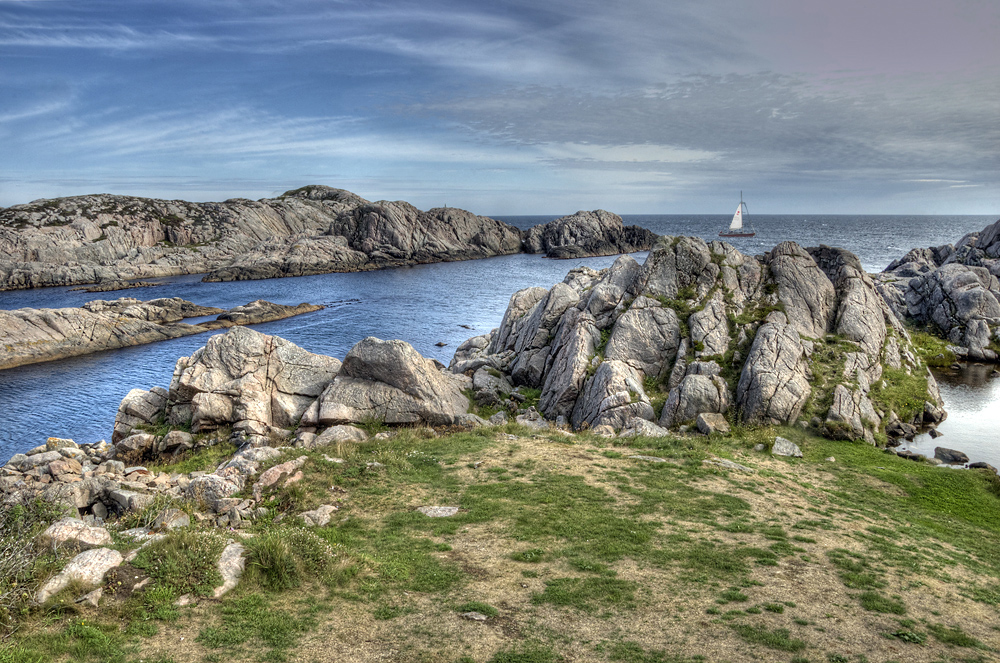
left=1, top=186, right=656, bottom=291
left=522, top=209, right=656, bottom=259
left=111, top=326, right=473, bottom=455
left=305, top=337, right=469, bottom=427
left=879, top=217, right=1000, bottom=361
left=202, top=203, right=524, bottom=282
left=0, top=297, right=323, bottom=371
left=148, top=326, right=340, bottom=446
left=451, top=236, right=937, bottom=442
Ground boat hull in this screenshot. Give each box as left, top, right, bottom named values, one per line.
left=718, top=231, right=755, bottom=237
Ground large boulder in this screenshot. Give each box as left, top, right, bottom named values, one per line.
left=659, top=372, right=731, bottom=429
left=313, top=337, right=469, bottom=426
left=571, top=360, right=654, bottom=430
left=767, top=242, right=836, bottom=339
left=736, top=312, right=811, bottom=425
left=604, top=296, right=681, bottom=379
left=165, top=326, right=341, bottom=443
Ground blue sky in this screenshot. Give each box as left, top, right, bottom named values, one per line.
left=1, top=0, right=998, bottom=214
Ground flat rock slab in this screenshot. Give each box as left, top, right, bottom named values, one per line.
left=213, top=542, right=246, bottom=598
left=299, top=504, right=338, bottom=527
left=39, top=518, right=112, bottom=550
left=629, top=455, right=668, bottom=463
left=772, top=437, right=803, bottom=458
left=934, top=447, right=969, bottom=464
left=418, top=506, right=459, bottom=518
left=703, top=458, right=755, bottom=473
left=36, top=547, right=123, bottom=603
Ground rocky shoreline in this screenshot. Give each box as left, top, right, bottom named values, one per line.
left=2, top=229, right=998, bottom=620
left=0, top=297, right=323, bottom=370
left=0, top=185, right=656, bottom=291
left=2, top=233, right=973, bottom=522
left=875, top=216, right=1000, bottom=361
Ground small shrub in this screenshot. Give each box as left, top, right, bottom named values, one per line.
left=244, top=527, right=337, bottom=591
left=131, top=530, right=227, bottom=598
left=0, top=496, right=62, bottom=633
left=858, top=591, right=906, bottom=615
left=926, top=623, right=982, bottom=648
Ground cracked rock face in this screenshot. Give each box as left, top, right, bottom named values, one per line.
left=451, top=235, right=933, bottom=442
left=879, top=217, right=1000, bottom=360
left=165, top=327, right=341, bottom=444
left=314, top=337, right=469, bottom=426
left=521, top=209, right=655, bottom=259
left=736, top=313, right=812, bottom=425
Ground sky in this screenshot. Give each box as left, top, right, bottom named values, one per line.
left=1, top=0, right=998, bottom=214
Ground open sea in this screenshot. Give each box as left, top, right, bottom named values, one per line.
left=1, top=214, right=997, bottom=466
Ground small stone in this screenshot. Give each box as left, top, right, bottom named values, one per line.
left=213, top=542, right=246, bottom=598
left=174, top=594, right=196, bottom=607
left=702, top=458, right=755, bottom=473
left=934, top=447, right=969, bottom=464
left=460, top=611, right=488, bottom=621
left=488, top=411, right=508, bottom=425
left=753, top=443, right=766, bottom=452
left=75, top=586, right=103, bottom=608
left=417, top=506, right=459, bottom=518
left=771, top=437, right=803, bottom=458
left=928, top=428, right=943, bottom=439
left=152, top=508, right=190, bottom=532
left=322, top=455, right=345, bottom=463
left=591, top=424, right=616, bottom=438
left=825, top=457, right=836, bottom=462
left=628, top=455, right=668, bottom=463
left=696, top=413, right=730, bottom=435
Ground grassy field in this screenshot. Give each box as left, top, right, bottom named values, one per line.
left=4, top=422, right=1000, bottom=663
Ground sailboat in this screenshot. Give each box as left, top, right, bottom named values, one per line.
left=718, top=191, right=755, bottom=238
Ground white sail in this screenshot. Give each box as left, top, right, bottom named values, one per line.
left=729, top=204, right=743, bottom=231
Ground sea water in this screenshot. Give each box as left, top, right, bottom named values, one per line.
left=0, top=214, right=996, bottom=465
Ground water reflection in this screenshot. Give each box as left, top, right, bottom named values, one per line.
left=900, top=365, right=1000, bottom=469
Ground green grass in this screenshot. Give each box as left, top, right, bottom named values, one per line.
left=131, top=530, right=227, bottom=599
left=454, top=601, right=499, bottom=617
left=197, top=593, right=317, bottom=661
left=531, top=577, right=637, bottom=612
left=858, top=591, right=906, bottom=614
left=730, top=624, right=806, bottom=652
left=926, top=623, right=983, bottom=648
left=147, top=441, right=237, bottom=474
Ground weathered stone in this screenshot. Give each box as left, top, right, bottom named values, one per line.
left=36, top=547, right=123, bottom=604
left=618, top=418, right=671, bottom=438
left=299, top=505, right=338, bottom=527
left=252, top=456, right=308, bottom=500
left=659, top=374, right=731, bottom=429
left=736, top=313, right=811, bottom=425
left=311, top=425, right=368, bottom=447
left=522, top=209, right=655, bottom=259
left=317, top=337, right=467, bottom=426
left=604, top=296, right=681, bottom=378
left=571, top=360, right=653, bottom=431
left=152, top=508, right=190, bottom=531
left=696, top=412, right=730, bottom=435
left=772, top=437, right=803, bottom=458
left=38, top=518, right=112, bottom=550
left=417, top=506, right=459, bottom=518
left=213, top=542, right=246, bottom=598
left=934, top=447, right=969, bottom=464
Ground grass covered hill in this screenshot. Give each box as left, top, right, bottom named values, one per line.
left=3, top=422, right=999, bottom=663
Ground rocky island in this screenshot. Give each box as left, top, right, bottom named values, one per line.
left=0, top=185, right=656, bottom=290
left=0, top=297, right=322, bottom=370
left=875, top=216, right=1000, bottom=361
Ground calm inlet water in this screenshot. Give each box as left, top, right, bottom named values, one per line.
left=1, top=214, right=997, bottom=466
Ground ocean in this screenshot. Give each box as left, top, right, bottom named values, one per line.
left=1, top=214, right=996, bottom=466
